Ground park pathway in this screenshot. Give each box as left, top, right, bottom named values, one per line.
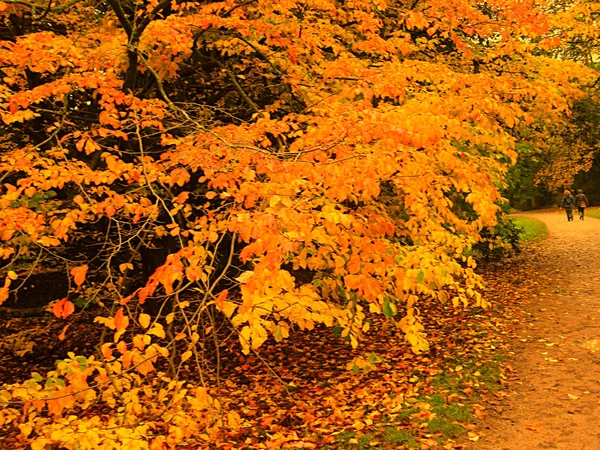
left=469, top=210, right=600, bottom=450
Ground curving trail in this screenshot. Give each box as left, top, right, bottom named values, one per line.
left=469, top=210, right=600, bottom=450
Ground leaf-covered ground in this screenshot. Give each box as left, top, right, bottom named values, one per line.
left=1, top=261, right=521, bottom=448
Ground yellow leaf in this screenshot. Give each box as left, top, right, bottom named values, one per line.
left=181, top=350, right=192, bottom=362
left=217, top=301, right=238, bottom=317
left=19, top=423, right=33, bottom=438
left=505, top=115, right=515, bottom=128
left=227, top=410, right=242, bottom=430
left=7, top=271, right=17, bottom=280
left=119, top=263, right=134, bottom=273
left=239, top=326, right=251, bottom=354
left=467, top=432, right=480, bottom=441
left=568, top=394, right=579, bottom=400
left=133, top=335, right=146, bottom=350
left=139, top=313, right=151, bottom=329
left=31, top=438, right=48, bottom=450
left=269, top=195, right=281, bottom=207
left=156, top=345, right=169, bottom=357
left=235, top=271, right=254, bottom=283
left=148, top=323, right=166, bottom=339
left=353, top=420, right=366, bottom=431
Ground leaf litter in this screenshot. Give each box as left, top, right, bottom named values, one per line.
left=1, top=264, right=521, bottom=449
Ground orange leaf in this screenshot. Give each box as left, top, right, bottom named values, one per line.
left=138, top=286, right=151, bottom=305
left=58, top=324, right=71, bottom=341
left=84, top=138, right=100, bottom=155
left=116, top=340, right=128, bottom=354
left=71, top=265, right=88, bottom=286
left=176, top=191, right=189, bottom=203
left=215, top=289, right=229, bottom=309
left=114, top=307, right=129, bottom=331
left=101, top=343, right=113, bottom=360
left=0, top=286, right=9, bottom=306
left=105, top=205, right=116, bottom=218
left=52, top=298, right=75, bottom=319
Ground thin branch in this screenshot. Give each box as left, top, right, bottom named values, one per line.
left=193, top=50, right=260, bottom=114
left=1, top=0, right=81, bottom=12
left=106, top=0, right=133, bottom=37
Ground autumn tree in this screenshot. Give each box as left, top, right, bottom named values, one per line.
left=0, top=0, right=598, bottom=447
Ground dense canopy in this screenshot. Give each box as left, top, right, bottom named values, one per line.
left=0, top=0, right=598, bottom=447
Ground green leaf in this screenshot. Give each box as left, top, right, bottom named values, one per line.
left=31, top=372, right=43, bottom=382
left=416, top=270, right=425, bottom=283
left=368, top=352, right=382, bottom=364
left=73, top=297, right=87, bottom=308
left=383, top=298, right=397, bottom=318
left=45, top=377, right=65, bottom=388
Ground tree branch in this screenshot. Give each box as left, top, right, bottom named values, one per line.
left=194, top=50, right=260, bottom=114
left=1, top=0, right=82, bottom=12
left=106, top=0, right=133, bottom=37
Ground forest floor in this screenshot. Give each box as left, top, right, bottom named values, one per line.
left=2, top=209, right=600, bottom=449
left=465, top=208, right=600, bottom=450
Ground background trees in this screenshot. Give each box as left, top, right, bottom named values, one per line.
left=0, top=0, right=598, bottom=447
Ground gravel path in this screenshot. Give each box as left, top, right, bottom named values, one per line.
left=470, top=209, right=600, bottom=450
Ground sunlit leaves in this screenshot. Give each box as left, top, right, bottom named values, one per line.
left=138, top=313, right=151, bottom=329
left=148, top=323, right=166, bottom=339
left=0, top=0, right=597, bottom=446
left=180, top=350, right=192, bottom=363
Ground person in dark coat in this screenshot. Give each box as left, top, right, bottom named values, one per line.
left=561, top=190, right=575, bottom=221
left=575, top=189, right=589, bottom=220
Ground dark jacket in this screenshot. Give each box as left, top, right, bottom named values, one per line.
left=561, top=194, right=575, bottom=209
left=575, top=193, right=589, bottom=208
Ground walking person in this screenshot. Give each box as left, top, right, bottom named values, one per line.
left=575, top=189, right=589, bottom=220
left=561, top=190, right=575, bottom=221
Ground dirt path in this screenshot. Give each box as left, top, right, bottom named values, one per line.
left=469, top=210, right=600, bottom=450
